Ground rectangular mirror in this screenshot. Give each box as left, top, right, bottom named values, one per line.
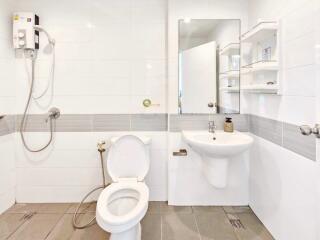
left=178, top=19, right=240, bottom=114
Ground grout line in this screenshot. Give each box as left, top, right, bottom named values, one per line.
left=44, top=212, right=66, bottom=240
left=192, top=212, right=202, bottom=240
left=160, top=214, right=163, bottom=240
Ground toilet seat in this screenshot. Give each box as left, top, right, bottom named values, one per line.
left=96, top=181, right=149, bottom=233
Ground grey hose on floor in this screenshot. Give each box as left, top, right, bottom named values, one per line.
left=72, top=147, right=110, bottom=229
left=20, top=52, right=55, bottom=152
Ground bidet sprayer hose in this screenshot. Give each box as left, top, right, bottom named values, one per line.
left=72, top=143, right=109, bottom=229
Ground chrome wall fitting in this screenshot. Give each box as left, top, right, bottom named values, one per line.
left=312, top=124, right=320, bottom=138
left=299, top=124, right=320, bottom=138
left=48, top=107, right=60, bottom=119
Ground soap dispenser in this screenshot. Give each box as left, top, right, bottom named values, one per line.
left=224, top=117, right=234, bottom=132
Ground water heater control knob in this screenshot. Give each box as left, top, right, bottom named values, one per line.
left=19, top=40, right=25, bottom=46
left=18, top=32, right=25, bottom=38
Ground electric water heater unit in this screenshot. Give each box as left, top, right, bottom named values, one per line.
left=13, top=12, right=39, bottom=50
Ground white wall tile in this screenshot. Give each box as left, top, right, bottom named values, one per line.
left=0, top=0, right=16, bottom=213
left=14, top=131, right=168, bottom=202
left=12, top=0, right=167, bottom=115
left=283, top=65, right=316, bottom=97
left=250, top=135, right=317, bottom=240
left=284, top=33, right=315, bottom=69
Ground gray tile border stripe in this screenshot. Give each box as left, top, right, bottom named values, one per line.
left=0, top=113, right=315, bottom=161
left=169, top=114, right=249, bottom=132
left=10, top=114, right=168, bottom=132
left=248, top=114, right=316, bottom=161
left=282, top=122, right=316, bottom=161
left=93, top=114, right=131, bottom=132
left=248, top=115, right=283, bottom=146
left=131, top=114, right=167, bottom=131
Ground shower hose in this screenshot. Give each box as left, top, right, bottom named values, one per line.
left=20, top=53, right=55, bottom=152
left=20, top=33, right=56, bottom=152
left=72, top=142, right=110, bottom=229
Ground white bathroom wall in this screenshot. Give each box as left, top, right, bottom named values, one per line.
left=313, top=1, right=320, bottom=238
left=12, top=0, right=169, bottom=202
left=245, top=0, right=319, bottom=239
left=250, top=135, right=317, bottom=240
left=14, top=0, right=167, bottom=114
left=0, top=0, right=16, bottom=214
left=14, top=132, right=167, bottom=202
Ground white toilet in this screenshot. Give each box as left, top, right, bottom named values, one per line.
left=96, top=135, right=151, bottom=240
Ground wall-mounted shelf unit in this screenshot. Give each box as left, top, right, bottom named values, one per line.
left=219, top=43, right=240, bottom=56
left=241, top=60, right=278, bottom=74
left=219, top=86, right=239, bottom=93
left=220, top=70, right=240, bottom=79
left=240, top=20, right=281, bottom=94
left=241, top=84, right=278, bottom=94
left=241, top=21, right=278, bottom=43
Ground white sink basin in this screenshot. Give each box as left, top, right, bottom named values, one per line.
left=182, top=130, right=253, bottom=188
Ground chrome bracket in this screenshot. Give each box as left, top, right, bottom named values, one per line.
left=173, top=149, right=187, bottom=156
left=299, top=124, right=320, bottom=138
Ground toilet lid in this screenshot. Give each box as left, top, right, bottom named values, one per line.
left=107, top=135, right=151, bottom=182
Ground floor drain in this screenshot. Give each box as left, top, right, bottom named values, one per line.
left=21, top=211, right=36, bottom=221
left=229, top=219, right=244, bottom=229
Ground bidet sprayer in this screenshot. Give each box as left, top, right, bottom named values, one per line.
left=97, top=141, right=106, bottom=153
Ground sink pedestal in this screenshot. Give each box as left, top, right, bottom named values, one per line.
left=202, top=157, right=228, bottom=188
left=182, top=130, right=253, bottom=188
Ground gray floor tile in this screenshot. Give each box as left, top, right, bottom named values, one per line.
left=230, top=213, right=274, bottom=240
left=70, top=213, right=109, bottom=240
left=1, top=203, right=274, bottom=240
left=45, top=214, right=76, bottom=240
left=147, top=201, right=162, bottom=214
left=6, top=204, right=42, bottom=214
left=38, top=203, right=72, bottom=214
left=195, top=211, right=238, bottom=240
left=66, top=202, right=96, bottom=214
left=141, top=213, right=161, bottom=240
left=192, top=206, right=225, bottom=214
left=0, top=214, right=27, bottom=240
left=8, top=213, right=63, bottom=240
left=46, top=212, right=108, bottom=240
left=160, top=202, right=193, bottom=214
left=223, top=206, right=253, bottom=214
left=162, top=213, right=200, bottom=240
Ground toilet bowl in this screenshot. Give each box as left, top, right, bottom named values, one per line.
left=96, top=135, right=151, bottom=240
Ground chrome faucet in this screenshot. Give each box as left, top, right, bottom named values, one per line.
left=208, top=120, right=216, bottom=133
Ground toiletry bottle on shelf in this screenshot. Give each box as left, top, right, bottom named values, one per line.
left=224, top=117, right=234, bottom=132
